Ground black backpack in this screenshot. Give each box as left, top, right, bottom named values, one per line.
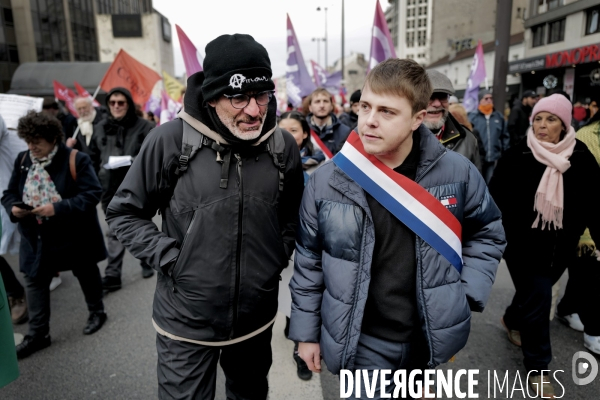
left=174, top=119, right=286, bottom=191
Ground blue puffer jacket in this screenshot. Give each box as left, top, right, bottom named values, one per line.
left=289, top=126, right=506, bottom=374
left=468, top=110, right=510, bottom=162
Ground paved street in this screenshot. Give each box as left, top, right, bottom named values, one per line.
left=1, top=210, right=599, bottom=399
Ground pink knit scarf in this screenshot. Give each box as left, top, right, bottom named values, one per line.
left=526, top=126, right=576, bottom=230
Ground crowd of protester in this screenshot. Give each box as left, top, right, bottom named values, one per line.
left=1, top=42, right=599, bottom=399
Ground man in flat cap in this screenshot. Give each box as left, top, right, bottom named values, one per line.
left=424, top=70, right=482, bottom=171
left=106, top=33, right=304, bottom=399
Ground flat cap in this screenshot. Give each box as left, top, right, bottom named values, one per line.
left=427, top=70, right=454, bottom=96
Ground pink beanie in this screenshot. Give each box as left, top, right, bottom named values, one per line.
left=531, top=94, right=572, bottom=129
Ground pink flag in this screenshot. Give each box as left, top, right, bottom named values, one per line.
left=368, top=0, right=397, bottom=72
left=53, top=80, right=79, bottom=118
left=463, top=40, right=487, bottom=113
left=73, top=81, right=101, bottom=107
left=176, top=25, right=203, bottom=77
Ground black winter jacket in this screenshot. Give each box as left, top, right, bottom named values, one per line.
left=105, top=90, right=304, bottom=342
left=1, top=144, right=106, bottom=278
left=307, top=113, right=352, bottom=155
left=489, top=139, right=600, bottom=272
left=88, top=88, right=154, bottom=211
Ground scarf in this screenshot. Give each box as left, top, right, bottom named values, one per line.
left=22, top=145, right=62, bottom=224
left=478, top=104, right=494, bottom=115
left=78, top=109, right=97, bottom=145
left=526, top=126, right=576, bottom=230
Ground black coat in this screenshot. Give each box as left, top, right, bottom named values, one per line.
left=105, top=115, right=305, bottom=342
left=507, top=102, right=532, bottom=148
left=489, top=139, right=600, bottom=273
left=88, top=89, right=154, bottom=211
left=1, top=144, right=107, bottom=278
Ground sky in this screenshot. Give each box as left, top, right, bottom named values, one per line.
left=152, top=0, right=381, bottom=79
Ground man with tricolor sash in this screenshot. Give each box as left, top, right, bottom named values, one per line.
left=289, top=59, right=506, bottom=398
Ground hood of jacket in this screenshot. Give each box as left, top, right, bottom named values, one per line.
left=181, top=71, right=276, bottom=147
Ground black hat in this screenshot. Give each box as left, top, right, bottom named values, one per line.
left=201, top=34, right=275, bottom=103
left=522, top=90, right=539, bottom=99
left=350, top=90, right=361, bottom=104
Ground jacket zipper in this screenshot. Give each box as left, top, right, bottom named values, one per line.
left=231, top=153, right=243, bottom=339
left=486, top=119, right=491, bottom=162
left=414, top=150, right=446, bottom=367
left=171, top=211, right=197, bottom=281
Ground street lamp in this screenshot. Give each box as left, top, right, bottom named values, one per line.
left=317, top=6, right=328, bottom=69
left=312, top=37, right=325, bottom=65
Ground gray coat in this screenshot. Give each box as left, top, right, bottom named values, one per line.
left=288, top=126, right=506, bottom=373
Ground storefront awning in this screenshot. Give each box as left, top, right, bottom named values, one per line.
left=8, top=62, right=111, bottom=97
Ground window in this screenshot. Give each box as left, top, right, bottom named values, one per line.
left=532, top=23, right=545, bottom=47
left=586, top=6, right=599, bottom=35
left=547, top=18, right=565, bottom=44
left=3, top=8, right=13, bottom=27
left=406, top=31, right=415, bottom=47
left=112, top=14, right=142, bottom=37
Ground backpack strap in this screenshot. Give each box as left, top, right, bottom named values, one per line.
left=266, top=127, right=286, bottom=192
left=69, top=149, right=78, bottom=181
left=175, top=119, right=204, bottom=176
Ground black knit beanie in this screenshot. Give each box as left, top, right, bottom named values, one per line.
left=201, top=34, right=275, bottom=103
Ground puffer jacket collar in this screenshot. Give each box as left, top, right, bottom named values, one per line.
left=328, top=124, right=446, bottom=207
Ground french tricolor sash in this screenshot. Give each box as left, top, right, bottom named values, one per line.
left=333, top=132, right=463, bottom=273
left=310, top=129, right=334, bottom=160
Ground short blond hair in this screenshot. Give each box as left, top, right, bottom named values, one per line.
left=364, top=58, right=432, bottom=115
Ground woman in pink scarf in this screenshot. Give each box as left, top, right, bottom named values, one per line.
left=489, top=94, right=600, bottom=398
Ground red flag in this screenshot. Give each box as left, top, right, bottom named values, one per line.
left=99, top=49, right=161, bottom=106
left=74, top=81, right=101, bottom=107
left=53, top=80, right=79, bottom=118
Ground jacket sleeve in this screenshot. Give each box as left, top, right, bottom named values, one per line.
left=580, top=149, right=600, bottom=246
left=279, top=132, right=305, bottom=261
left=288, top=173, right=324, bottom=343
left=53, top=152, right=102, bottom=217
left=460, top=161, right=507, bottom=312
left=1, top=152, right=25, bottom=223
left=501, top=116, right=510, bottom=152
left=105, top=125, right=180, bottom=272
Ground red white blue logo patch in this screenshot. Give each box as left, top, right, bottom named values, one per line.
left=440, top=195, right=457, bottom=208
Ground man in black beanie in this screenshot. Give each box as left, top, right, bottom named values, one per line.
left=105, top=33, right=304, bottom=399
left=339, top=89, right=361, bottom=131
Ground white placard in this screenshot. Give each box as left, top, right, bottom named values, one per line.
left=0, top=94, right=44, bottom=130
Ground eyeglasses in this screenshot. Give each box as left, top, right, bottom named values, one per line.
left=108, top=100, right=126, bottom=107
left=431, top=92, right=450, bottom=102
left=223, top=91, right=273, bottom=109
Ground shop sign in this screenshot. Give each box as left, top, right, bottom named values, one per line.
left=546, top=44, right=600, bottom=68
left=509, top=44, right=600, bottom=73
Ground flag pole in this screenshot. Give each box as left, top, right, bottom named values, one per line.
left=71, top=85, right=100, bottom=139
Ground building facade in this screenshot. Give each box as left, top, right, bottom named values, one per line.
left=1, top=0, right=172, bottom=95
left=509, top=0, right=600, bottom=103
left=385, top=0, right=433, bottom=66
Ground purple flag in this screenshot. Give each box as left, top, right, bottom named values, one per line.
left=368, top=1, right=397, bottom=72
left=311, top=60, right=342, bottom=95
left=144, top=93, right=162, bottom=116
left=176, top=25, right=203, bottom=77
left=286, top=14, right=316, bottom=107
left=463, top=40, right=487, bottom=113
